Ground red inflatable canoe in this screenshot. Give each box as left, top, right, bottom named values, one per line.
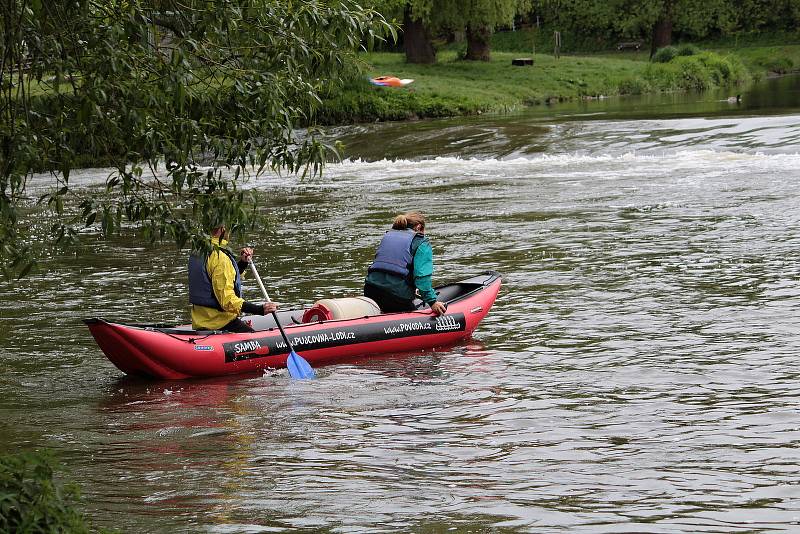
left=85, top=272, right=502, bottom=379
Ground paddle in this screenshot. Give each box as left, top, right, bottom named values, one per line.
left=248, top=259, right=315, bottom=379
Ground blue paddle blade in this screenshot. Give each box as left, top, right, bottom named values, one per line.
left=286, top=350, right=316, bottom=379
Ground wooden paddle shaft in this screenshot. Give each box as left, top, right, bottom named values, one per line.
left=248, top=259, right=293, bottom=350
left=248, top=259, right=271, bottom=302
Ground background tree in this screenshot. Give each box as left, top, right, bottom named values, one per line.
left=366, top=1, right=437, bottom=63
left=650, top=0, right=674, bottom=57
left=529, top=0, right=800, bottom=52
left=377, top=0, right=530, bottom=63
left=0, top=0, right=393, bottom=278
left=403, top=3, right=438, bottom=63
left=436, top=0, right=532, bottom=61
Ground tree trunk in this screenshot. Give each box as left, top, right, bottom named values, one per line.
left=465, top=24, right=492, bottom=61
left=649, top=1, right=673, bottom=58
left=403, top=5, right=436, bottom=64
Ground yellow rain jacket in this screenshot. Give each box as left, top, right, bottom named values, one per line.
left=191, top=237, right=246, bottom=330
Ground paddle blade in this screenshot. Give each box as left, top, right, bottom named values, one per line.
left=286, top=350, right=316, bottom=379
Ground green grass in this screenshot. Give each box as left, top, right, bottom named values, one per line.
left=319, top=50, right=646, bottom=123
left=318, top=44, right=767, bottom=124
left=727, top=45, right=800, bottom=78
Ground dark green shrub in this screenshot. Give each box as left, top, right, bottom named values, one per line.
left=674, top=56, right=714, bottom=90
left=752, top=54, right=794, bottom=73
left=646, top=52, right=750, bottom=91
left=699, top=53, right=750, bottom=85
left=618, top=77, right=652, bottom=94
left=643, top=62, right=681, bottom=90
left=652, top=46, right=678, bottom=63
left=676, top=43, right=700, bottom=57
left=0, top=450, right=90, bottom=533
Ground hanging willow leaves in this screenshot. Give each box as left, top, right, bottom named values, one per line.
left=0, top=0, right=394, bottom=277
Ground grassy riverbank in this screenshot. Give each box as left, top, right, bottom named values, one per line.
left=317, top=38, right=800, bottom=125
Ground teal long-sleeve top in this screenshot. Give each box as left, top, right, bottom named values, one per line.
left=365, top=238, right=438, bottom=304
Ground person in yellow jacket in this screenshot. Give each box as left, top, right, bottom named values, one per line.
left=188, top=224, right=277, bottom=332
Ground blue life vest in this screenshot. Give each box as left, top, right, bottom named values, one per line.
left=368, top=229, right=424, bottom=279
left=188, top=248, right=242, bottom=310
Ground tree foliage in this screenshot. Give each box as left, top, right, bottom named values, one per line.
left=369, top=0, right=530, bottom=63
left=424, top=0, right=530, bottom=32
left=529, top=0, right=800, bottom=43
left=0, top=0, right=393, bottom=277
left=0, top=450, right=90, bottom=533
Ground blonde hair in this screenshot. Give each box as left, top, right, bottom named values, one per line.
left=392, top=211, right=426, bottom=230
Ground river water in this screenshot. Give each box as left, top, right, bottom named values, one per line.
left=2, top=76, right=800, bottom=532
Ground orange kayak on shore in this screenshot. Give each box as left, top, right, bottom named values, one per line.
left=370, top=76, right=414, bottom=87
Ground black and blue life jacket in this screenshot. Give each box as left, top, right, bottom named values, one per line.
left=188, top=247, right=242, bottom=310
left=368, top=229, right=425, bottom=280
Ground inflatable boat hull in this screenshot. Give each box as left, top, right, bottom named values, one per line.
left=85, top=272, right=501, bottom=379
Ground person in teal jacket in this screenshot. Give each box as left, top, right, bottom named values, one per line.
left=364, top=211, right=447, bottom=315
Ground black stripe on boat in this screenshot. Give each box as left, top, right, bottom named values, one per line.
left=223, top=313, right=467, bottom=363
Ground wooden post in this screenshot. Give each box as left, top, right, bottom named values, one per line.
left=554, top=31, right=561, bottom=59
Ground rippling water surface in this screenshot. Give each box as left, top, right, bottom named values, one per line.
left=2, top=78, right=800, bottom=532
